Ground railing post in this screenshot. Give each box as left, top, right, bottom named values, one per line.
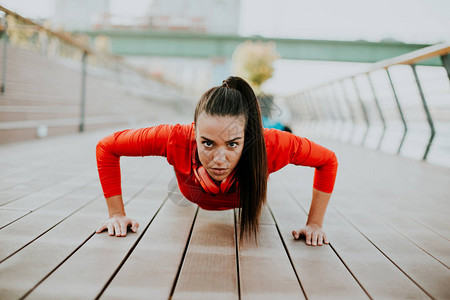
left=296, top=94, right=303, bottom=121
left=303, top=93, right=314, bottom=124
left=351, top=77, right=370, bottom=145
left=318, top=87, right=336, bottom=139
left=1, top=14, right=8, bottom=94
left=326, top=83, right=346, bottom=140
left=327, top=83, right=346, bottom=122
left=289, top=94, right=302, bottom=126
left=330, top=82, right=346, bottom=141
left=386, top=68, right=408, bottom=154
left=320, top=85, right=337, bottom=122
left=79, top=51, right=87, bottom=132
left=297, top=94, right=306, bottom=129
left=307, top=91, right=319, bottom=122
left=441, top=54, right=450, bottom=83
left=338, top=80, right=357, bottom=142
left=285, top=95, right=297, bottom=122
left=411, top=64, right=436, bottom=161
left=304, top=91, right=314, bottom=134
left=313, top=89, right=330, bottom=137
left=307, top=90, right=323, bottom=136
left=366, top=73, right=387, bottom=150
left=302, top=92, right=314, bottom=133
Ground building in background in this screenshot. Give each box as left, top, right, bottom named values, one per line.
left=126, top=0, right=242, bottom=95
left=50, top=0, right=241, bottom=95
left=148, top=0, right=240, bottom=34
left=52, top=0, right=111, bottom=30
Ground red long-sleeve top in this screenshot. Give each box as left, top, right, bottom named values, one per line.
left=96, top=123, right=338, bottom=210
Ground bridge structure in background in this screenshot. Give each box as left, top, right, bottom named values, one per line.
left=79, top=29, right=442, bottom=66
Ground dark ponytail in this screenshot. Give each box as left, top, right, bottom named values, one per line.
left=194, top=76, right=268, bottom=243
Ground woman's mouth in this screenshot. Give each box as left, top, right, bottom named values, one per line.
left=210, top=168, right=228, bottom=176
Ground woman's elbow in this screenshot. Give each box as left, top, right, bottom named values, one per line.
left=96, top=135, right=114, bottom=159
left=331, top=152, right=338, bottom=169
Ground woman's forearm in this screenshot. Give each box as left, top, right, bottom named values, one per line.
left=306, top=188, right=331, bottom=227
left=106, top=195, right=126, bottom=217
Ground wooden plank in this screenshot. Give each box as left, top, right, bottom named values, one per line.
left=266, top=181, right=368, bottom=299
left=270, top=165, right=429, bottom=299
left=0, top=168, right=30, bottom=186
left=0, top=152, right=154, bottom=212
left=0, top=157, right=160, bottom=261
left=337, top=208, right=450, bottom=299
left=0, top=197, right=107, bottom=300
left=171, top=209, right=238, bottom=300
left=0, top=175, right=45, bottom=191
left=0, top=185, right=102, bottom=261
left=1, top=172, right=97, bottom=209
left=235, top=204, right=274, bottom=225
left=0, top=173, right=79, bottom=206
left=237, top=222, right=305, bottom=300
left=0, top=209, right=30, bottom=229
left=324, top=149, right=450, bottom=246
left=258, top=204, right=274, bottom=224
left=0, top=164, right=171, bottom=300
left=378, top=213, right=450, bottom=267
left=101, top=201, right=198, bottom=300
left=24, top=186, right=167, bottom=299
left=406, top=212, right=450, bottom=241
left=319, top=207, right=429, bottom=299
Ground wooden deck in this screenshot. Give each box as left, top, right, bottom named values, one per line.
left=0, top=125, right=449, bottom=299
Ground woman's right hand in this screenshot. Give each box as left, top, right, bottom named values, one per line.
left=96, top=214, right=139, bottom=237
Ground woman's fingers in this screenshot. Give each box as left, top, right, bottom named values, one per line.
left=323, top=233, right=329, bottom=244
left=113, top=223, right=121, bottom=236
left=292, top=229, right=305, bottom=240
left=318, top=234, right=324, bottom=246
left=96, top=224, right=106, bottom=233
left=120, top=222, right=128, bottom=237
left=311, top=232, right=318, bottom=246
left=305, top=232, right=312, bottom=245
left=97, top=217, right=140, bottom=237
left=107, top=224, right=114, bottom=236
left=293, top=226, right=329, bottom=246
left=131, top=219, right=139, bottom=232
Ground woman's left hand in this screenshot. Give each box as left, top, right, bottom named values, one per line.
left=292, top=223, right=329, bottom=246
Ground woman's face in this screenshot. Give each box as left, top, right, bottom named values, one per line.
left=195, top=112, right=246, bottom=181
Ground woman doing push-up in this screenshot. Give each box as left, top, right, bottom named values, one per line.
left=95, top=76, right=338, bottom=246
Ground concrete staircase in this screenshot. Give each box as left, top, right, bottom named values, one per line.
left=0, top=42, right=193, bottom=144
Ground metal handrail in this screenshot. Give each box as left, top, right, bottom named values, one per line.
left=288, top=42, right=450, bottom=163
left=370, top=43, right=450, bottom=70
left=0, top=5, right=115, bottom=58
left=287, top=43, right=450, bottom=96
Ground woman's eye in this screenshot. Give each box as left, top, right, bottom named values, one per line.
left=228, top=142, right=238, bottom=148
left=202, top=141, right=213, bottom=148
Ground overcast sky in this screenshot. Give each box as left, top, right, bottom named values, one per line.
left=2, top=0, right=449, bottom=43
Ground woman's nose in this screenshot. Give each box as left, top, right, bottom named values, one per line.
left=213, top=149, right=227, bottom=164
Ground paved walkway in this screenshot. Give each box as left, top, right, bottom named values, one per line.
left=0, top=122, right=449, bottom=299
